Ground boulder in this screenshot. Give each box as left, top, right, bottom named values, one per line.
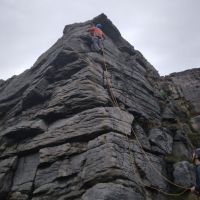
left=173, top=161, right=195, bottom=187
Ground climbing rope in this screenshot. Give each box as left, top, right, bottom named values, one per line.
left=100, top=47, right=190, bottom=196
left=71, top=46, right=190, bottom=196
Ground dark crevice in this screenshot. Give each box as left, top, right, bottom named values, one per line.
left=55, top=173, right=78, bottom=183
left=7, top=157, right=19, bottom=200
left=50, top=51, right=79, bottom=68
left=27, top=165, right=39, bottom=200
left=0, top=84, right=29, bottom=104
left=5, top=129, right=44, bottom=141
left=39, top=102, right=108, bottom=125
left=0, top=129, right=113, bottom=160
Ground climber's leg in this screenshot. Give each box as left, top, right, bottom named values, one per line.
left=92, top=36, right=101, bottom=51
left=98, top=38, right=104, bottom=50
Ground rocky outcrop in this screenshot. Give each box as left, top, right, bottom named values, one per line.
left=0, top=14, right=199, bottom=200
left=169, top=68, right=200, bottom=114
left=165, top=69, right=200, bottom=149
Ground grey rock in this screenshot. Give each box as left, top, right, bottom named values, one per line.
left=9, top=192, right=29, bottom=200
left=11, top=153, right=39, bottom=195
left=174, top=130, right=188, bottom=143
left=82, top=183, right=144, bottom=200
left=133, top=124, right=151, bottom=150
left=0, top=156, right=17, bottom=199
left=173, top=161, right=195, bottom=187
left=0, top=119, right=47, bottom=139
left=134, top=151, right=167, bottom=189
left=22, top=78, right=49, bottom=110
left=32, top=132, right=141, bottom=199
left=148, top=128, right=173, bottom=155
left=172, top=142, right=191, bottom=160
left=170, top=68, right=200, bottom=113
left=0, top=79, right=4, bottom=86
left=162, top=105, right=177, bottom=122
left=14, top=107, right=133, bottom=155
left=39, top=143, right=87, bottom=165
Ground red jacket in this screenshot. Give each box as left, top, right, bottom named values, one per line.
left=88, top=27, right=105, bottom=39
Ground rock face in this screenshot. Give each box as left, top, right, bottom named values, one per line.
left=169, top=68, right=200, bottom=114
left=166, top=69, right=200, bottom=148
left=0, top=14, right=199, bottom=200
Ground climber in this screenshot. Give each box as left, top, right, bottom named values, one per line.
left=87, top=23, right=106, bottom=54
left=190, top=148, right=200, bottom=196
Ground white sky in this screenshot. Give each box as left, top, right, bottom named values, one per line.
left=0, top=0, right=200, bottom=80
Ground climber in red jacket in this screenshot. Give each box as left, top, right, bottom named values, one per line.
left=87, top=23, right=106, bottom=53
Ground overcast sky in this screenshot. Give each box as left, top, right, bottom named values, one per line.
left=0, top=0, right=200, bottom=80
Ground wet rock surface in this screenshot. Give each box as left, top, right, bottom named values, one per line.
left=0, top=14, right=199, bottom=200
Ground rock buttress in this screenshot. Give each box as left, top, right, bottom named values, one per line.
left=0, top=14, right=199, bottom=200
